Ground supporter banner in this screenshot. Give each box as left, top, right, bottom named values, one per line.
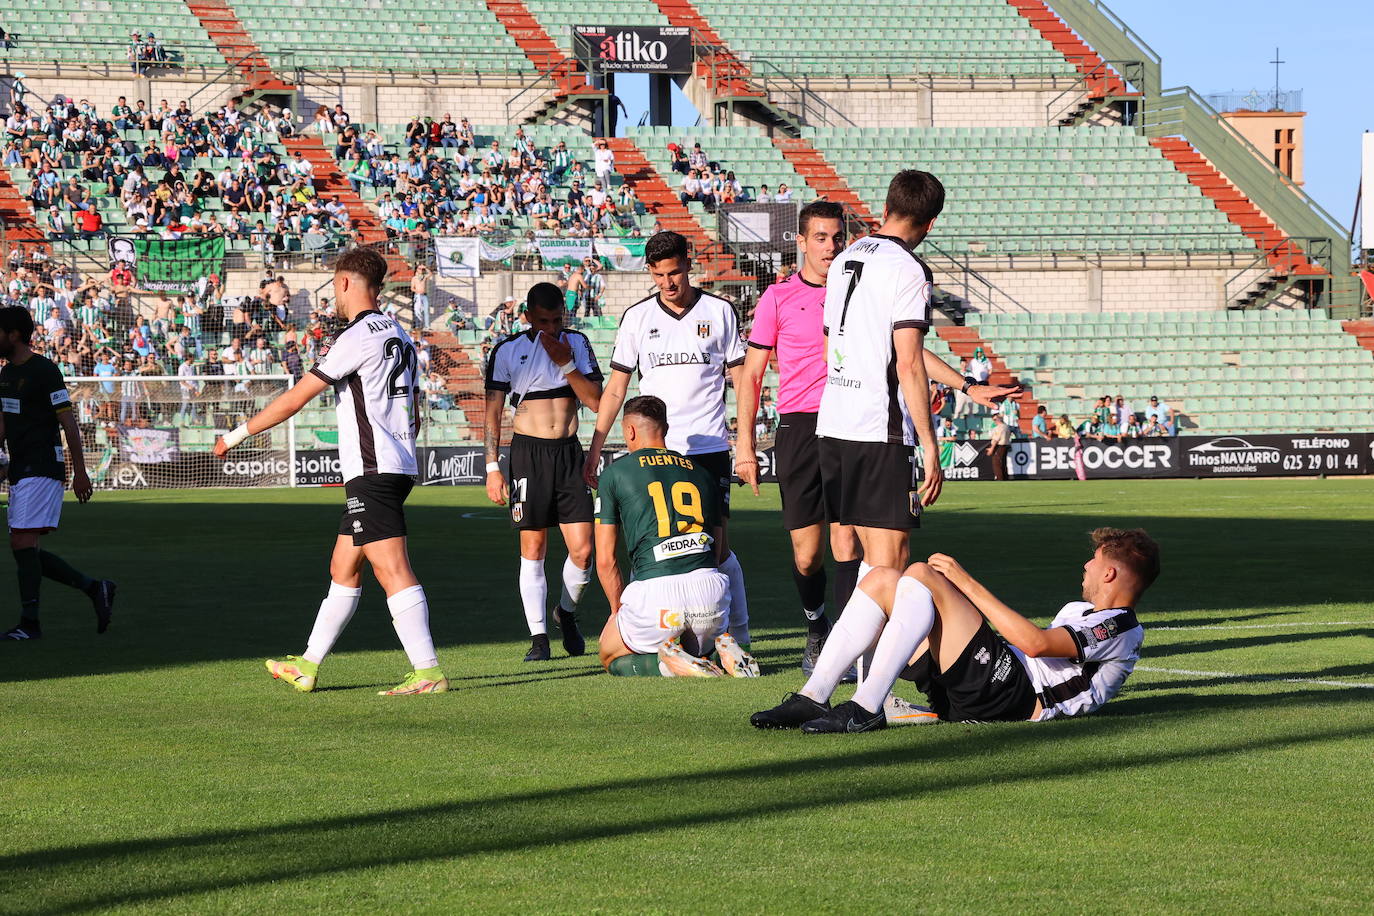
left=480, top=240, right=516, bottom=265
left=118, top=426, right=178, bottom=464
left=1178, top=433, right=1369, bottom=477
left=435, top=236, right=481, bottom=278
left=109, top=236, right=226, bottom=293
left=573, top=25, right=692, bottom=74
left=594, top=237, right=647, bottom=271
left=536, top=238, right=593, bottom=268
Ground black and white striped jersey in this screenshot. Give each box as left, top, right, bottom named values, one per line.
left=1016, top=601, right=1145, bottom=721
left=484, top=329, right=602, bottom=406
left=309, top=309, right=420, bottom=482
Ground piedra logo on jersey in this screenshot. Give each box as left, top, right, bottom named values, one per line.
left=652, top=531, right=713, bottom=562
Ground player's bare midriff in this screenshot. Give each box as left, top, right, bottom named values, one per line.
left=512, top=394, right=580, bottom=439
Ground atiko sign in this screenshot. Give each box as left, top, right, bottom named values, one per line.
left=573, top=25, right=692, bottom=73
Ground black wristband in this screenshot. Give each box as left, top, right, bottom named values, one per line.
left=961, top=376, right=977, bottom=393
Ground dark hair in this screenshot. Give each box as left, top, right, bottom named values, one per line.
left=526, top=282, right=563, bottom=313
left=798, top=200, right=845, bottom=236
left=334, top=247, right=388, bottom=291
left=1091, top=527, right=1161, bottom=589
left=884, top=170, right=945, bottom=225
left=0, top=307, right=35, bottom=343
left=623, top=395, right=668, bottom=435
left=645, top=231, right=690, bottom=267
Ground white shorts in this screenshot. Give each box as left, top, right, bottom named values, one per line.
left=616, top=567, right=731, bottom=655
left=7, top=476, right=64, bottom=532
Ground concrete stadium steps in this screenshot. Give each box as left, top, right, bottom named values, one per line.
left=1005, top=0, right=1126, bottom=96
left=1149, top=137, right=1322, bottom=278
left=936, top=325, right=1043, bottom=432
left=484, top=0, right=599, bottom=97
left=0, top=165, right=49, bottom=254
left=649, top=0, right=757, bottom=97
left=771, top=137, right=877, bottom=227
left=182, top=0, right=291, bottom=91
left=605, top=138, right=748, bottom=285
left=422, top=330, right=487, bottom=430
left=1340, top=318, right=1374, bottom=357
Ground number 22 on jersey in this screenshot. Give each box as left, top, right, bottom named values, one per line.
left=646, top=481, right=704, bottom=536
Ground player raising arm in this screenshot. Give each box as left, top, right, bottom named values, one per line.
left=584, top=231, right=754, bottom=649
left=484, top=282, right=603, bottom=662
left=0, top=308, right=116, bottom=641
left=214, top=248, right=446, bottom=695
left=752, top=528, right=1158, bottom=732
left=595, top=396, right=757, bottom=678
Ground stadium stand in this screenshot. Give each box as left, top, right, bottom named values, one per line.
left=629, top=125, right=809, bottom=220
left=978, top=310, right=1374, bottom=434
left=0, top=0, right=222, bottom=67
left=804, top=125, right=1256, bottom=257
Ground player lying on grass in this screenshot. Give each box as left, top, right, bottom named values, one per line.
left=0, top=307, right=116, bottom=641
left=214, top=248, right=447, bottom=696
left=752, top=527, right=1158, bottom=732
left=594, top=395, right=758, bottom=678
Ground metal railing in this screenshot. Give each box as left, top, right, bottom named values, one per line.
left=1047, top=0, right=1161, bottom=96
left=1044, top=59, right=1145, bottom=125
left=504, top=56, right=595, bottom=126
left=1222, top=236, right=1332, bottom=308
left=922, top=238, right=1031, bottom=315
left=1136, top=86, right=1351, bottom=281
left=1204, top=89, right=1304, bottom=114
left=691, top=36, right=856, bottom=131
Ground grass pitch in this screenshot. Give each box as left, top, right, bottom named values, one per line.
left=3, top=478, right=1374, bottom=914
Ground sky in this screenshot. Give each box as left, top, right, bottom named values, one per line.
left=612, top=1, right=1370, bottom=235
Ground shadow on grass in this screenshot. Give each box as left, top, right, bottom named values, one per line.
left=6, top=686, right=1374, bottom=913
left=6, top=502, right=1374, bottom=683
left=1144, top=628, right=1374, bottom=660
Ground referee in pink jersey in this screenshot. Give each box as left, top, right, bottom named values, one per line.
left=737, top=201, right=1023, bottom=673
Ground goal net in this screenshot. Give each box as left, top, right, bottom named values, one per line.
left=52, top=375, right=298, bottom=489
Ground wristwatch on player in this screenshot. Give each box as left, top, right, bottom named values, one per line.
left=961, top=376, right=977, bottom=393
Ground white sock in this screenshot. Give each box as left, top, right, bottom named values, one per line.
left=858, top=560, right=874, bottom=584
left=519, top=556, right=547, bottom=636
left=852, top=577, right=935, bottom=713
left=303, top=581, right=362, bottom=664
left=387, top=584, right=439, bottom=671
left=800, top=587, right=886, bottom=704
left=720, top=551, right=750, bottom=645
left=558, top=557, right=591, bottom=611
left=804, top=602, right=825, bottom=622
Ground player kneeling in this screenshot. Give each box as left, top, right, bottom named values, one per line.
left=595, top=396, right=757, bottom=678
left=752, top=528, right=1158, bottom=731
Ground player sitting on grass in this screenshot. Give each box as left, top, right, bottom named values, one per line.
left=214, top=248, right=446, bottom=696
left=752, top=527, right=1158, bottom=732
left=595, top=395, right=758, bottom=678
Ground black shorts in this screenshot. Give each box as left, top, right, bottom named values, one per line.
left=818, top=437, right=920, bottom=530
left=775, top=412, right=824, bottom=531
left=340, top=473, right=414, bottom=546
left=900, top=619, right=1038, bottom=723
left=689, top=449, right=732, bottom=519
left=508, top=433, right=594, bottom=530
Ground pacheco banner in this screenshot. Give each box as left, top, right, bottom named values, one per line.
left=107, top=236, right=226, bottom=293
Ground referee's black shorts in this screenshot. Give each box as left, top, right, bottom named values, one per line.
left=340, top=473, right=414, bottom=546
left=818, top=436, right=920, bottom=531
left=508, top=433, right=595, bottom=530
left=774, top=411, right=824, bottom=531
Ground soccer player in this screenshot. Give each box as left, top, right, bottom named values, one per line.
left=736, top=201, right=1020, bottom=672
left=595, top=396, right=756, bottom=678
left=584, top=230, right=753, bottom=647
left=0, top=308, right=115, bottom=641
left=484, top=282, right=603, bottom=662
left=814, top=170, right=947, bottom=573
left=751, top=527, right=1158, bottom=732
left=213, top=248, right=445, bottom=695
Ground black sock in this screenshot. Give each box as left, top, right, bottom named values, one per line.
left=13, top=548, right=42, bottom=620
left=39, top=550, right=95, bottom=592
left=834, top=559, right=862, bottom=615
left=791, top=566, right=827, bottom=621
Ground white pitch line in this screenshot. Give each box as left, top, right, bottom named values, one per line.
left=1151, top=621, right=1373, bottom=631
left=1136, top=666, right=1374, bottom=690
